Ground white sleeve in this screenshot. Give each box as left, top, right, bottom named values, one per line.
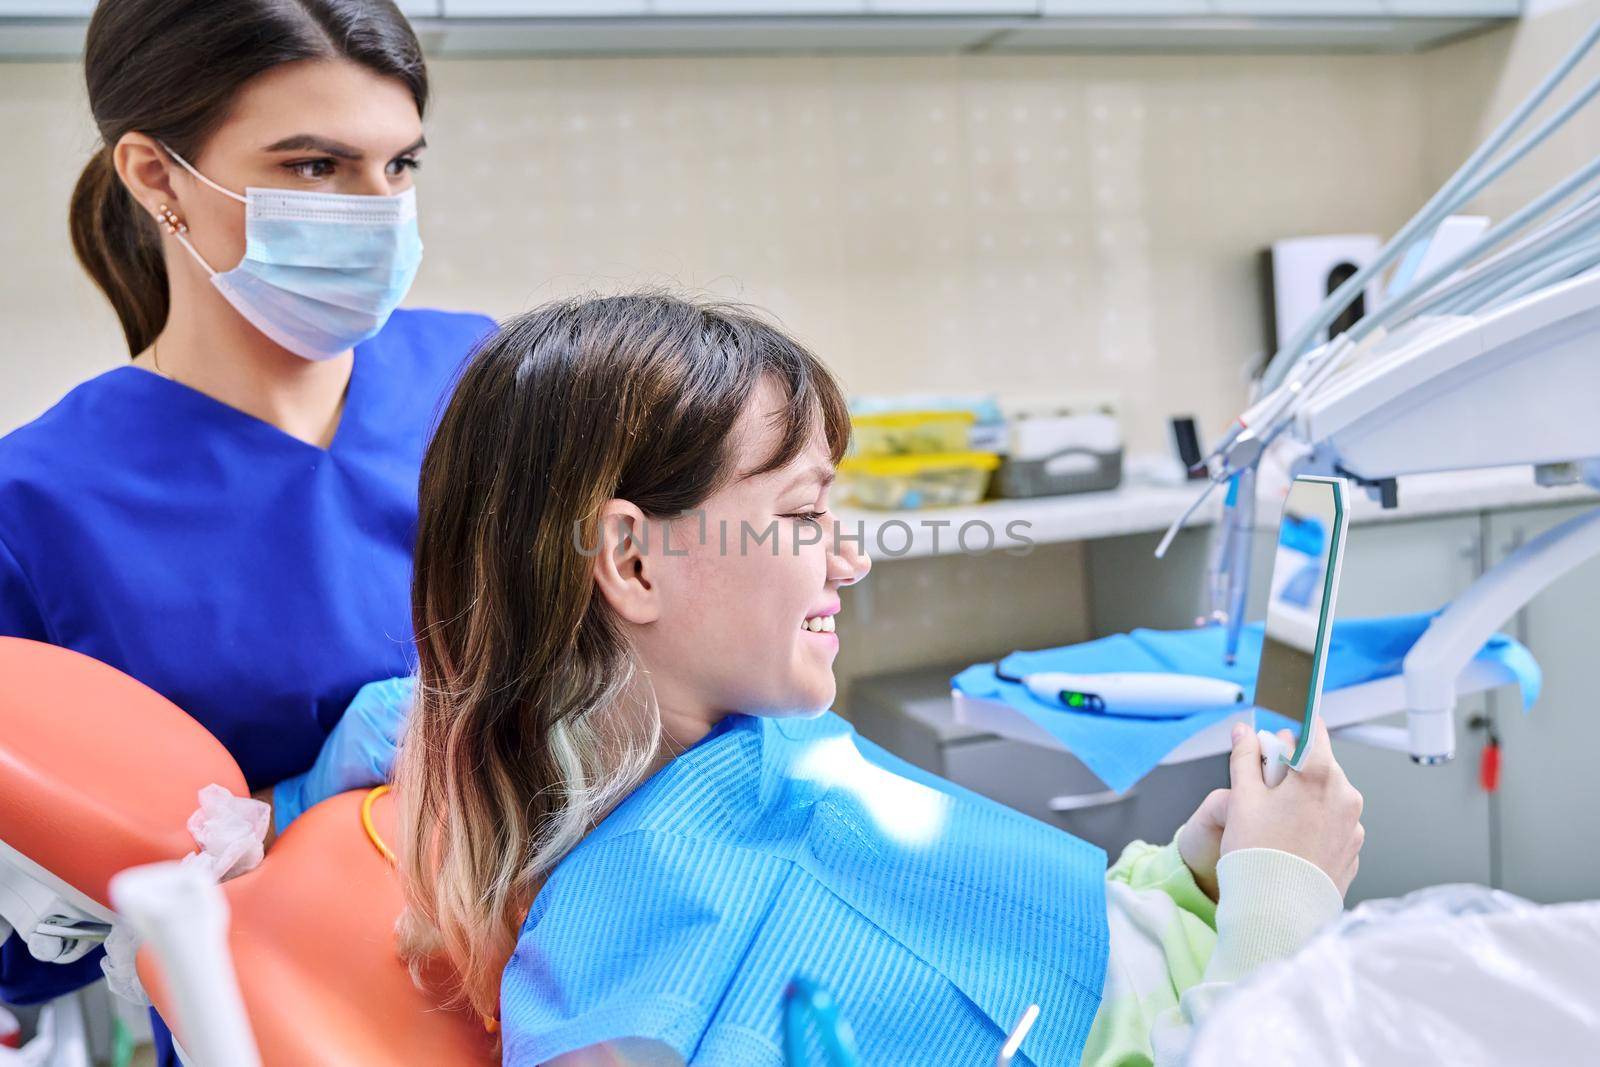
left=1150, top=847, right=1345, bottom=1067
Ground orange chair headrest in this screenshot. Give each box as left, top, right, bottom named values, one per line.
left=0, top=639, right=247, bottom=909
left=139, top=790, right=497, bottom=1067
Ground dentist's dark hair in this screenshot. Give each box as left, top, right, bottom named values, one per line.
left=69, top=0, right=428, bottom=356
left=395, top=291, right=851, bottom=1024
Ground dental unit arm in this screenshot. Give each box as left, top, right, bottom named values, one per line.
left=1157, top=18, right=1600, bottom=761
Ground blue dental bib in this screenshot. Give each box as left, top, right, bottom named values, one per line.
left=501, top=712, right=1110, bottom=1066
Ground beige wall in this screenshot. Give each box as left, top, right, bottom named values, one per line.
left=1, top=48, right=1432, bottom=452
left=1422, top=0, right=1600, bottom=218
left=11, top=20, right=1586, bottom=694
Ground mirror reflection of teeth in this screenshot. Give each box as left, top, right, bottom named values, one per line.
left=803, top=615, right=836, bottom=633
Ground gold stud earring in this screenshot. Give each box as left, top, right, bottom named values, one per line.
left=156, top=204, right=187, bottom=236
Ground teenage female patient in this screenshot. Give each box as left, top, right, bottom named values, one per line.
left=394, top=293, right=1365, bottom=1067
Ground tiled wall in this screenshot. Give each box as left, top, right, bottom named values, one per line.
left=414, top=51, right=1428, bottom=459
left=1422, top=0, right=1600, bottom=219
left=2, top=49, right=1430, bottom=453
left=5, top=9, right=1586, bottom=694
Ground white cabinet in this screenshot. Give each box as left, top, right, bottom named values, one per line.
left=1265, top=503, right=1600, bottom=905
left=1041, top=1, right=1206, bottom=12
left=1088, top=507, right=1575, bottom=905
left=441, top=1, right=649, bottom=14
left=1215, top=0, right=1386, bottom=11
left=0, top=1, right=93, bottom=12
left=1329, top=515, right=1493, bottom=903
left=1486, top=503, right=1600, bottom=904
left=0, top=0, right=1523, bottom=55
left=1084, top=512, right=1492, bottom=903
left=1256, top=501, right=1600, bottom=905
left=651, top=1, right=864, bottom=12
left=868, top=1, right=1038, bottom=11
left=646, top=1, right=1036, bottom=10
left=1045, top=0, right=1521, bottom=10
left=1043, top=0, right=1518, bottom=10
left=1389, top=0, right=1520, bottom=12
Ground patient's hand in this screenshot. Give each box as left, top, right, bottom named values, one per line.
left=1219, top=717, right=1365, bottom=897
left=1177, top=787, right=1230, bottom=902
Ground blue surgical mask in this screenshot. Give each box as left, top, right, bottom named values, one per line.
left=161, top=144, right=423, bottom=362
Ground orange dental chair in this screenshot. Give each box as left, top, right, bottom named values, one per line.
left=0, top=638, right=496, bottom=1066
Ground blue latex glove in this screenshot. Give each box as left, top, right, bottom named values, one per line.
left=272, top=675, right=416, bottom=836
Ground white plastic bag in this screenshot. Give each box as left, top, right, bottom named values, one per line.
left=1187, top=884, right=1600, bottom=1066
left=101, top=785, right=270, bottom=1005
left=180, top=784, right=271, bottom=883
left=99, top=922, right=150, bottom=1008
left=0, top=998, right=88, bottom=1067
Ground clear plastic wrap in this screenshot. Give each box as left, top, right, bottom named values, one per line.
left=1187, top=884, right=1600, bottom=1065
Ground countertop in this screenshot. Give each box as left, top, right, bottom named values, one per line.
left=834, top=466, right=1599, bottom=560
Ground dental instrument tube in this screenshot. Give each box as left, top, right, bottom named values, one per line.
left=1159, top=19, right=1600, bottom=619
left=1259, top=18, right=1600, bottom=394
left=1223, top=470, right=1257, bottom=666
left=1259, top=54, right=1600, bottom=389
left=108, top=863, right=261, bottom=1067
left=1481, top=242, right=1600, bottom=313
left=995, top=1005, right=1040, bottom=1067
left=1418, top=195, right=1600, bottom=314
left=1441, top=192, right=1600, bottom=305
left=1368, top=158, right=1600, bottom=332
left=783, top=979, right=860, bottom=1067
left=1291, top=100, right=1600, bottom=369
left=1154, top=473, right=1221, bottom=559
left=1208, top=19, right=1600, bottom=472
left=1424, top=203, right=1600, bottom=316
left=1442, top=232, right=1600, bottom=316
left=1228, top=151, right=1600, bottom=482
left=1201, top=487, right=1234, bottom=624
left=1255, top=146, right=1600, bottom=439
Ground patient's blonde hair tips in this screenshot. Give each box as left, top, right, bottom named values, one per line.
left=394, top=292, right=849, bottom=1022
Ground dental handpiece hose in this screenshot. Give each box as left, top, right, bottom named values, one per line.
left=1257, top=16, right=1600, bottom=395
left=1223, top=469, right=1256, bottom=666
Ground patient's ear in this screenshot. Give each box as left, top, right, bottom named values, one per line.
left=590, top=499, right=659, bottom=626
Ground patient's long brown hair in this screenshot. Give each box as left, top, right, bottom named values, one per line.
left=395, top=292, right=849, bottom=1020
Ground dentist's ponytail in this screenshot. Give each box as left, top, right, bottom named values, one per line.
left=68, top=0, right=427, bottom=355
left=395, top=292, right=851, bottom=1024
left=70, top=148, right=167, bottom=358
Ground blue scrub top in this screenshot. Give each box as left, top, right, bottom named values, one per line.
left=0, top=309, right=495, bottom=1021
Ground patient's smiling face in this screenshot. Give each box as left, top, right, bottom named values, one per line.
left=619, top=377, right=871, bottom=748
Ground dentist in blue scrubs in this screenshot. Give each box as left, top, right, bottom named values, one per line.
left=0, top=1, right=493, bottom=1057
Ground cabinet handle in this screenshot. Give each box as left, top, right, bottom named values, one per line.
left=1048, top=785, right=1138, bottom=813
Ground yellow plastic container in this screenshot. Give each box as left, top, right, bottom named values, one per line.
left=838, top=452, right=1000, bottom=510
left=850, top=410, right=976, bottom=457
